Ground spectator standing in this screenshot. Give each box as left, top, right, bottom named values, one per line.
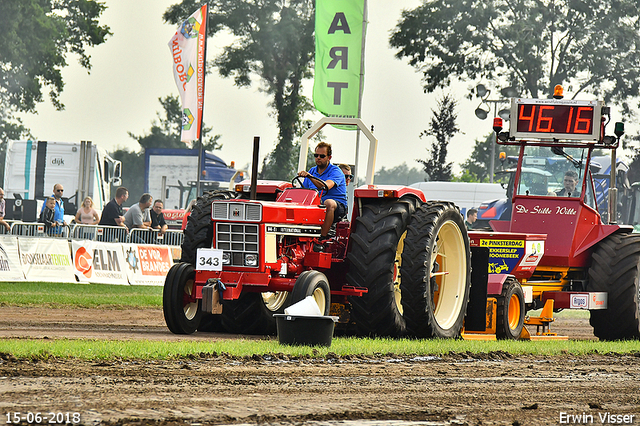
left=124, top=193, right=153, bottom=230
left=150, top=199, right=168, bottom=235
left=39, top=197, right=62, bottom=235
left=75, top=196, right=100, bottom=224
left=0, top=188, right=10, bottom=233
left=465, top=208, right=478, bottom=230
left=39, top=183, right=65, bottom=235
left=99, top=187, right=129, bottom=228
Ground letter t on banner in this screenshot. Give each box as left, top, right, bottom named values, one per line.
left=313, top=0, right=367, bottom=121
left=168, top=5, right=208, bottom=143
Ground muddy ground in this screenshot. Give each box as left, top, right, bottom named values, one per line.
left=1, top=307, right=639, bottom=426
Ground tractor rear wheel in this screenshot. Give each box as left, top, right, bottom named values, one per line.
left=180, top=190, right=236, bottom=264
left=163, top=262, right=202, bottom=334
left=587, top=233, right=640, bottom=340
left=288, top=270, right=331, bottom=316
left=400, top=202, right=471, bottom=338
left=346, top=198, right=418, bottom=337
left=496, top=277, right=525, bottom=340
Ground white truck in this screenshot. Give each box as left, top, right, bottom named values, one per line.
left=2, top=140, right=122, bottom=222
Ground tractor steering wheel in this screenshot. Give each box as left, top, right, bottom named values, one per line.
left=292, top=175, right=329, bottom=195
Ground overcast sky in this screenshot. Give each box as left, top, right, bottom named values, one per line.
left=15, top=0, right=542, bottom=177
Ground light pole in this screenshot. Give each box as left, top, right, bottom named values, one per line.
left=474, top=85, right=517, bottom=183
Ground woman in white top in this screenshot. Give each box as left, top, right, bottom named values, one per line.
left=75, top=196, right=100, bottom=225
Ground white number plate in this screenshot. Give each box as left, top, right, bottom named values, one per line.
left=196, top=248, right=223, bottom=271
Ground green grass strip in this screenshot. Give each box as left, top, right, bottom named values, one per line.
left=1, top=337, right=639, bottom=360
left=0, top=282, right=162, bottom=308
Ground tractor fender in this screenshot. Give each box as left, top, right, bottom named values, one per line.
left=487, top=274, right=516, bottom=296
left=354, top=185, right=427, bottom=203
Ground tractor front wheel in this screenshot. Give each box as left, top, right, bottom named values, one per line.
left=163, top=262, right=202, bottom=334
left=587, top=233, right=640, bottom=340
left=288, top=270, right=331, bottom=315
left=496, top=278, right=525, bottom=340
left=400, top=202, right=471, bottom=338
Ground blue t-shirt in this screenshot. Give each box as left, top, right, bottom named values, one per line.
left=303, top=163, right=348, bottom=207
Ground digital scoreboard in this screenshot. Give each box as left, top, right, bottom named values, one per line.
left=509, top=98, right=602, bottom=141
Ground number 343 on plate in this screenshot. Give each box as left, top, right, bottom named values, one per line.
left=196, top=248, right=223, bottom=271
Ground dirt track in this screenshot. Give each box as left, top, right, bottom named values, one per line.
left=1, top=307, right=640, bottom=425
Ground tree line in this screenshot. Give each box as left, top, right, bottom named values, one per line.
left=2, top=0, right=640, bottom=195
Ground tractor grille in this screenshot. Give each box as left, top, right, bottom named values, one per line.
left=212, top=202, right=262, bottom=222
left=216, top=223, right=260, bottom=267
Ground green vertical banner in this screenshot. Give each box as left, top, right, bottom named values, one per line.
left=313, top=0, right=366, bottom=120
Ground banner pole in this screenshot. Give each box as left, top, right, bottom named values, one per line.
left=354, top=0, right=367, bottom=186
left=195, top=2, right=209, bottom=198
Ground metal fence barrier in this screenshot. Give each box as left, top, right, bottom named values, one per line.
left=10, top=221, right=70, bottom=238
left=71, top=224, right=128, bottom=243
left=71, top=224, right=183, bottom=246
left=129, top=228, right=184, bottom=246
left=0, top=220, right=15, bottom=235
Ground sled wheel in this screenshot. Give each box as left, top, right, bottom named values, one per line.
left=288, top=270, right=331, bottom=316
left=496, top=278, right=525, bottom=340
left=346, top=198, right=419, bottom=337
left=400, top=202, right=471, bottom=338
left=163, top=262, right=202, bottom=334
left=587, top=233, right=640, bottom=340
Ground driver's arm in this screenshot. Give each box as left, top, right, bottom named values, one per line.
left=297, top=171, right=335, bottom=190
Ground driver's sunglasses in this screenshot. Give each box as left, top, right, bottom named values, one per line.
left=313, top=153, right=326, bottom=158
left=345, top=174, right=353, bottom=179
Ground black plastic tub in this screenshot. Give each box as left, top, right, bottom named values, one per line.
left=274, top=314, right=339, bottom=347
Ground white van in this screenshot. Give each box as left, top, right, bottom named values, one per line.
left=409, top=181, right=506, bottom=217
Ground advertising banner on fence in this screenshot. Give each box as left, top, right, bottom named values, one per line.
left=18, top=238, right=75, bottom=283
left=123, top=244, right=173, bottom=286
left=0, top=236, right=26, bottom=281
left=71, top=241, right=129, bottom=285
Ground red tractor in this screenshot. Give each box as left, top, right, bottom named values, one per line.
left=471, top=94, right=640, bottom=340
left=163, top=117, right=473, bottom=338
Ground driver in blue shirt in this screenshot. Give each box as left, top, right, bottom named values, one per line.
left=297, top=142, right=348, bottom=240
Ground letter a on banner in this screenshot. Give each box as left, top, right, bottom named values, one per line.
left=313, top=0, right=366, bottom=122
left=168, top=5, right=208, bottom=142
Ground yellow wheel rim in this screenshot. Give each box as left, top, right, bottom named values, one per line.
left=312, top=287, right=327, bottom=314
left=262, top=291, right=289, bottom=312
left=431, top=220, right=467, bottom=330
left=183, top=278, right=198, bottom=320
left=394, top=231, right=407, bottom=315
left=508, top=293, right=521, bottom=330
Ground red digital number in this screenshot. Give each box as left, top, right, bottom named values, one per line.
left=566, top=107, right=574, bottom=133
left=574, top=107, right=592, bottom=134
left=535, top=106, right=554, bottom=132
left=519, top=105, right=535, bottom=131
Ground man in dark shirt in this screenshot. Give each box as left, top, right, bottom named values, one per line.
left=150, top=199, right=168, bottom=235
left=99, top=187, right=129, bottom=228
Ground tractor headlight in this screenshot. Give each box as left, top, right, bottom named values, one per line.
left=244, top=253, right=258, bottom=267
left=222, top=252, right=231, bottom=265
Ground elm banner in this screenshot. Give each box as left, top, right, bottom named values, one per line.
left=71, top=241, right=129, bottom=285
left=313, top=0, right=366, bottom=119
left=123, top=244, right=173, bottom=286
left=168, top=4, right=208, bottom=142
left=0, top=236, right=25, bottom=281
left=18, top=238, right=75, bottom=283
